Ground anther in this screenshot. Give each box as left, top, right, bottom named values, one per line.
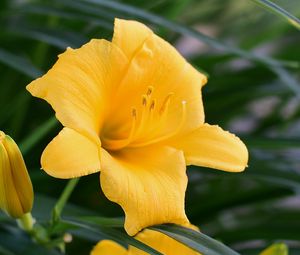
left=129, top=98, right=187, bottom=148
left=132, top=108, right=137, bottom=118
left=146, top=86, right=154, bottom=96
left=160, top=93, right=174, bottom=114
left=150, top=100, right=155, bottom=110
left=142, top=95, right=148, bottom=106
left=149, top=99, right=156, bottom=123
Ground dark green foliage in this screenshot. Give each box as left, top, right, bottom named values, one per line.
left=0, top=0, right=299, bottom=254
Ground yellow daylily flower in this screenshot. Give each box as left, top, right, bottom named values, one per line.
left=27, top=18, right=248, bottom=235
left=91, top=229, right=201, bottom=255
left=0, top=131, right=33, bottom=218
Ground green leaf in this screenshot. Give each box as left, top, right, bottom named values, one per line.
left=19, top=4, right=112, bottom=30
left=270, top=66, right=300, bottom=99
left=7, top=26, right=86, bottom=49
left=0, top=48, right=42, bottom=78
left=52, top=178, right=80, bottom=223
left=0, top=226, right=62, bottom=255
left=0, top=245, right=16, bottom=255
left=244, top=137, right=300, bottom=149
left=19, top=117, right=58, bottom=155
left=63, top=220, right=163, bottom=255
left=249, top=0, right=300, bottom=30
left=151, top=224, right=240, bottom=255
left=74, top=216, right=124, bottom=228
left=245, top=165, right=300, bottom=192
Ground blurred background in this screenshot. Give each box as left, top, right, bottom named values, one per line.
left=0, top=0, right=299, bottom=254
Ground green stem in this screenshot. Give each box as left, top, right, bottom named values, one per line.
left=19, top=117, right=58, bottom=155
left=17, top=213, right=50, bottom=245
left=17, top=212, right=34, bottom=232
left=52, top=178, right=80, bottom=223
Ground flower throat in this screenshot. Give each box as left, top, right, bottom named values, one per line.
left=102, top=86, right=187, bottom=151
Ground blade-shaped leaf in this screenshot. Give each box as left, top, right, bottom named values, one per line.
left=75, top=216, right=124, bottom=228
left=63, top=220, right=163, bottom=255
left=0, top=48, right=42, bottom=78
left=244, top=137, right=300, bottom=149
left=0, top=245, right=16, bottom=255
left=249, top=0, right=300, bottom=30
left=19, top=117, right=58, bottom=155
left=151, top=224, right=240, bottom=255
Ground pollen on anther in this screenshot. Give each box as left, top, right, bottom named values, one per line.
left=146, top=86, right=154, bottom=96
left=159, top=93, right=174, bottom=114
left=132, top=108, right=137, bottom=118
left=142, top=95, right=148, bottom=106
left=150, top=100, right=156, bottom=110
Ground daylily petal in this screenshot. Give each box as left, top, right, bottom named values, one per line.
left=113, top=18, right=153, bottom=60
left=91, top=240, right=127, bottom=255
left=100, top=146, right=188, bottom=236
left=104, top=23, right=207, bottom=146
left=27, top=39, right=128, bottom=141
left=41, top=128, right=100, bottom=178
left=171, top=124, right=248, bottom=172
left=129, top=229, right=201, bottom=255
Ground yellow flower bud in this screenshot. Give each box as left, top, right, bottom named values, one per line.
left=260, top=243, right=288, bottom=255
left=0, top=131, right=33, bottom=218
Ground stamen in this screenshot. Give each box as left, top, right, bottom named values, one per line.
left=159, top=93, right=173, bottom=115
left=142, top=95, right=148, bottom=106
left=102, top=86, right=187, bottom=151
left=101, top=108, right=137, bottom=151
left=146, top=86, right=154, bottom=96
left=150, top=100, right=155, bottom=111
left=149, top=99, right=156, bottom=123
left=129, top=100, right=187, bottom=148
left=132, top=108, right=137, bottom=118
left=157, top=93, right=173, bottom=129
left=135, top=95, right=149, bottom=136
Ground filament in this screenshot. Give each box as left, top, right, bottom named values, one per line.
left=128, top=100, right=187, bottom=148
left=101, top=108, right=137, bottom=150
left=102, top=86, right=187, bottom=151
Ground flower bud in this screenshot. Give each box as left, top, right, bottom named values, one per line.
left=260, top=243, right=288, bottom=255
left=0, top=131, right=33, bottom=218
